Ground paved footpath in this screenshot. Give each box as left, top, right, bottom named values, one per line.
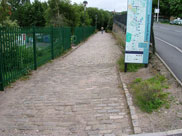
left=0, top=32, right=133, bottom=136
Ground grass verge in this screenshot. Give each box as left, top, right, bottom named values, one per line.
left=117, top=56, right=144, bottom=72
left=112, top=32, right=144, bottom=72
left=130, top=74, right=170, bottom=113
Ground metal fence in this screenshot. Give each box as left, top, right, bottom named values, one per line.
left=0, top=26, right=95, bottom=91
left=74, top=26, right=95, bottom=45
left=113, top=14, right=127, bottom=33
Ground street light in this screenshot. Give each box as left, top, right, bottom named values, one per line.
left=157, top=0, right=160, bottom=23
left=95, top=14, right=98, bottom=29
left=83, top=1, right=88, bottom=25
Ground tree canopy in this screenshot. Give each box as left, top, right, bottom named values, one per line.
left=0, top=0, right=113, bottom=29
left=153, top=0, right=182, bottom=18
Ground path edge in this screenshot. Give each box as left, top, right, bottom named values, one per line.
left=114, top=35, right=142, bottom=134
left=129, top=129, right=182, bottom=136
left=116, top=65, right=142, bottom=134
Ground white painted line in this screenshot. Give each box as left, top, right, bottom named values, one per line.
left=155, top=37, right=182, bottom=54
left=160, top=27, right=170, bottom=30
left=156, top=53, right=182, bottom=86
left=175, top=30, right=182, bottom=33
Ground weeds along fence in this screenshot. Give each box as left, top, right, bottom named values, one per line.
left=73, top=26, right=95, bottom=45
left=0, top=26, right=95, bottom=91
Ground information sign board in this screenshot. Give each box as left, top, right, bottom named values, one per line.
left=125, top=0, right=153, bottom=64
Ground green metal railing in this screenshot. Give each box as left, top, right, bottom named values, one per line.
left=74, top=26, right=95, bottom=45
left=0, top=26, right=71, bottom=90
left=0, top=26, right=95, bottom=91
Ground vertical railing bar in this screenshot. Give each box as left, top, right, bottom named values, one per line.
left=7, top=27, right=11, bottom=83
left=51, top=26, right=54, bottom=60
left=12, top=27, right=16, bottom=80
left=4, top=28, right=8, bottom=84
left=9, top=27, right=13, bottom=82
left=0, top=27, right=4, bottom=91
left=33, top=26, right=37, bottom=70
left=15, top=27, right=18, bottom=79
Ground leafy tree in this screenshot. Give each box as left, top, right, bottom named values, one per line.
left=15, top=0, right=46, bottom=26
left=0, top=0, right=10, bottom=25
left=1, top=0, right=113, bottom=29
left=169, top=0, right=182, bottom=18
left=45, top=0, right=67, bottom=26
left=0, top=0, right=18, bottom=27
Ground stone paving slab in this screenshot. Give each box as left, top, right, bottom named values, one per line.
left=0, top=32, right=132, bottom=136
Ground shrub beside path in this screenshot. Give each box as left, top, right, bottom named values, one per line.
left=0, top=32, right=133, bottom=136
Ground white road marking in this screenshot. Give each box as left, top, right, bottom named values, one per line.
left=155, top=37, right=182, bottom=54
left=154, top=26, right=182, bottom=33
left=175, top=30, right=182, bottom=33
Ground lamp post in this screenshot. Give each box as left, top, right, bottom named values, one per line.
left=157, top=0, right=160, bottom=23
left=95, top=14, right=98, bottom=29
left=83, top=1, right=88, bottom=25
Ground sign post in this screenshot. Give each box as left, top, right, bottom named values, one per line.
left=124, top=0, right=153, bottom=72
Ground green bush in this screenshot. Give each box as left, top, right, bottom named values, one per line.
left=131, top=75, right=170, bottom=113
left=3, top=45, right=33, bottom=71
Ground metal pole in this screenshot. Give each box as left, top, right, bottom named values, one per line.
left=95, top=15, right=97, bottom=29
left=124, top=63, right=127, bottom=72
left=157, top=0, right=160, bottom=23
left=84, top=6, right=86, bottom=25
left=0, top=28, right=4, bottom=91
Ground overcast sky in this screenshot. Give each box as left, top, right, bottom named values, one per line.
left=71, top=0, right=127, bottom=12
left=37, top=0, right=127, bottom=12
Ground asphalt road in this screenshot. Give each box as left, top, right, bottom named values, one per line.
left=153, top=23, right=182, bottom=82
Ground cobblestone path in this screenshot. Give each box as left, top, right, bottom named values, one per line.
left=0, top=33, right=133, bottom=136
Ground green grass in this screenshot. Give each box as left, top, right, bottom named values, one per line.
left=117, top=56, right=144, bottom=72
left=131, top=74, right=170, bottom=113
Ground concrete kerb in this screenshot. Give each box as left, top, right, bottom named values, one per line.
left=119, top=73, right=142, bottom=134
left=114, top=36, right=141, bottom=134
left=117, top=63, right=182, bottom=136
left=113, top=33, right=182, bottom=136
left=155, top=53, right=182, bottom=87
left=129, top=129, right=182, bottom=136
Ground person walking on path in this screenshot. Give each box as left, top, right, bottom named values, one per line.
left=101, top=26, right=104, bottom=34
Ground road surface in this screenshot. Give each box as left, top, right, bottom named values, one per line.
left=154, top=23, right=182, bottom=82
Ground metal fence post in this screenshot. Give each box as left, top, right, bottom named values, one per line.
left=33, top=26, right=37, bottom=70
left=151, top=14, right=156, bottom=54
left=51, top=26, right=54, bottom=59
left=0, top=28, right=4, bottom=91
left=0, top=58, right=4, bottom=91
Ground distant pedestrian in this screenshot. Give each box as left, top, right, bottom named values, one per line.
left=101, top=27, right=104, bottom=34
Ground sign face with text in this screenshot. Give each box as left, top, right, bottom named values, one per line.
left=125, top=0, right=152, bottom=64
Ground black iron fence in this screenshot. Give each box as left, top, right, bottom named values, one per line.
left=113, top=14, right=127, bottom=33
left=113, top=13, right=155, bottom=55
